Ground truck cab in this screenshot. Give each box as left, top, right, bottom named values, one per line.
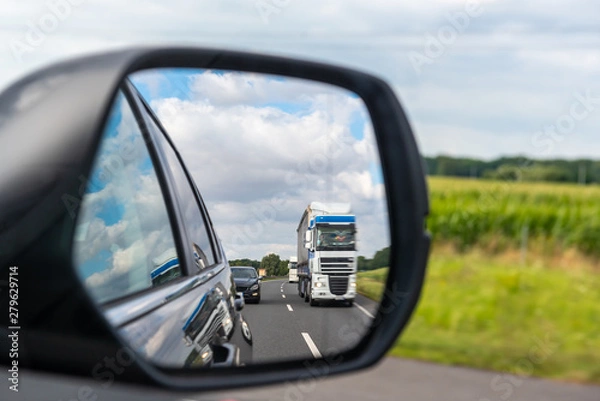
left=288, top=256, right=299, bottom=283
left=297, top=202, right=357, bottom=306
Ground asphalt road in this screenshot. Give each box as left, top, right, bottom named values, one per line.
left=4, top=281, right=599, bottom=400
left=6, top=358, right=599, bottom=401
left=242, top=279, right=379, bottom=364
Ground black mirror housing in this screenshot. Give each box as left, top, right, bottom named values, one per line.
left=0, top=47, right=429, bottom=392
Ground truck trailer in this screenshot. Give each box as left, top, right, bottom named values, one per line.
left=296, top=202, right=357, bottom=306
left=288, top=256, right=298, bottom=283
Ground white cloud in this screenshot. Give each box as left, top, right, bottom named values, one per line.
left=73, top=94, right=180, bottom=301
left=135, top=71, right=389, bottom=260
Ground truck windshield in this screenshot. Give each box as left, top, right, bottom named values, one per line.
left=316, top=225, right=356, bottom=251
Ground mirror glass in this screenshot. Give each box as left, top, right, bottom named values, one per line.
left=73, top=68, right=390, bottom=368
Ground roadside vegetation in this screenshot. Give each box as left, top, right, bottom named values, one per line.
left=428, top=176, right=600, bottom=257
left=356, top=268, right=386, bottom=301
left=230, top=253, right=290, bottom=276
left=425, top=155, right=600, bottom=184
left=357, top=177, right=600, bottom=384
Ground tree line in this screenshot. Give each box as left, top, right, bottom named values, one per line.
left=229, top=254, right=289, bottom=277
left=424, top=155, right=600, bottom=184
left=357, top=246, right=390, bottom=271
left=231, top=247, right=391, bottom=275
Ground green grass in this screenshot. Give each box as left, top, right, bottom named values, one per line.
left=357, top=269, right=386, bottom=301
left=360, top=251, right=600, bottom=384
left=357, top=177, right=600, bottom=382
left=357, top=177, right=600, bottom=384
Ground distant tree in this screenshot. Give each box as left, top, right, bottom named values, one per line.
left=357, top=255, right=371, bottom=271
left=525, top=165, right=571, bottom=182
left=484, top=165, right=521, bottom=181
left=423, top=154, right=600, bottom=184
left=260, top=253, right=282, bottom=276
left=278, top=259, right=289, bottom=276
left=229, top=258, right=260, bottom=268
left=357, top=247, right=390, bottom=271
left=483, top=164, right=573, bottom=182
left=370, top=247, right=390, bottom=270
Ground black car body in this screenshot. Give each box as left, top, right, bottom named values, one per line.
left=231, top=267, right=262, bottom=303
left=0, top=75, right=253, bottom=370
left=97, top=82, right=254, bottom=368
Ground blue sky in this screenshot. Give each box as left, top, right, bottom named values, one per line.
left=133, top=69, right=197, bottom=101
left=75, top=92, right=161, bottom=282
left=86, top=94, right=155, bottom=227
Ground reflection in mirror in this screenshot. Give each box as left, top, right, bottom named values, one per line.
left=74, top=69, right=389, bottom=369
left=73, top=91, right=182, bottom=304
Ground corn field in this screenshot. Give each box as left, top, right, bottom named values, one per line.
left=428, top=177, right=600, bottom=256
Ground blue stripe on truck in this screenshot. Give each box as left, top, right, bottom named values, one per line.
left=314, top=215, right=355, bottom=224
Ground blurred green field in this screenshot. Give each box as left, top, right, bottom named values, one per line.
left=356, top=268, right=387, bottom=301
left=428, top=176, right=600, bottom=258
left=356, top=177, right=600, bottom=384
left=358, top=254, right=600, bottom=384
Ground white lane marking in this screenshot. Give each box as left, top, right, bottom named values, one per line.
left=301, top=332, right=322, bottom=359
left=282, top=294, right=286, bottom=299
left=355, top=302, right=375, bottom=319
left=286, top=304, right=293, bottom=311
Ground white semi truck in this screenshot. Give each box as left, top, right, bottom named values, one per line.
left=288, top=256, right=298, bottom=283
left=296, top=202, right=357, bottom=306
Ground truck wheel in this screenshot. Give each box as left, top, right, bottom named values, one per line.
left=298, top=281, right=304, bottom=298
left=304, top=285, right=310, bottom=303
left=309, top=294, right=318, bottom=307
left=345, top=300, right=354, bottom=307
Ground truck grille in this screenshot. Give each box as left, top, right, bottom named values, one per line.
left=320, top=257, right=354, bottom=273
left=328, top=276, right=348, bottom=295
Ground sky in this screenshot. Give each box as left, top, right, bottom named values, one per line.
left=1, top=1, right=599, bottom=161
left=1, top=1, right=599, bottom=259
left=73, top=91, right=181, bottom=302
left=130, top=69, right=388, bottom=260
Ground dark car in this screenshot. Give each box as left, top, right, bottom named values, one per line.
left=231, top=267, right=262, bottom=303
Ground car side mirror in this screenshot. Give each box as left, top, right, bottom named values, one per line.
left=234, top=293, right=245, bottom=311
left=258, top=276, right=263, bottom=281
left=0, top=47, right=429, bottom=392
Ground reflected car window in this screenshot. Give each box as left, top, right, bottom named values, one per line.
left=144, top=110, right=217, bottom=271
left=73, top=90, right=182, bottom=304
